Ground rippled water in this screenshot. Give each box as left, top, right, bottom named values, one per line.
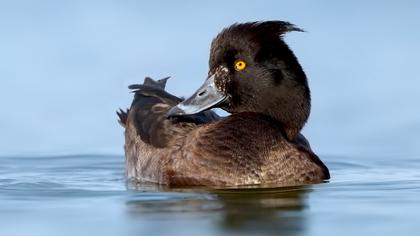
left=2, top=1, right=420, bottom=235
left=1, top=154, right=419, bottom=236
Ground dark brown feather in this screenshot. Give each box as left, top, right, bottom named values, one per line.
left=116, top=108, right=129, bottom=127
left=120, top=77, right=328, bottom=186
left=123, top=77, right=220, bottom=148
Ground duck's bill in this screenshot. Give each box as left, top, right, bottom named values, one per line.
left=166, top=74, right=226, bottom=117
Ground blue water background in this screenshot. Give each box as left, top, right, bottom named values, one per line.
left=1, top=1, right=420, bottom=236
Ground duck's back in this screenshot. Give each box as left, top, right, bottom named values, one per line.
left=118, top=78, right=329, bottom=186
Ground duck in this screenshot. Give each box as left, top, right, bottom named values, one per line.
left=117, top=21, right=330, bottom=186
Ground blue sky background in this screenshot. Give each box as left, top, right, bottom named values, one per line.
left=1, top=1, right=419, bottom=157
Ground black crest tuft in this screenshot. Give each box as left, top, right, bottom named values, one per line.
left=215, top=20, right=303, bottom=44
left=230, top=21, right=303, bottom=37
left=254, top=20, right=304, bottom=33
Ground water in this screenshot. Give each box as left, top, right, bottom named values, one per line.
left=1, top=154, right=419, bottom=236
left=1, top=1, right=420, bottom=235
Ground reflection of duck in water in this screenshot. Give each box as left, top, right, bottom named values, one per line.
left=125, top=185, right=309, bottom=235
left=214, top=187, right=308, bottom=234
left=118, top=21, right=330, bottom=186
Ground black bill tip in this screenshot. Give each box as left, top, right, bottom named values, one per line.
left=166, top=105, right=185, bottom=118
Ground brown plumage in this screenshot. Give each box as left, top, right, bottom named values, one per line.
left=118, top=21, right=330, bottom=186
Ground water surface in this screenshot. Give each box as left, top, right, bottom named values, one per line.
left=1, top=154, right=419, bottom=236
left=1, top=2, right=420, bottom=235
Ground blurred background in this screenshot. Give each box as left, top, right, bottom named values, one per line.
left=2, top=2, right=420, bottom=236
left=1, top=0, right=419, bottom=157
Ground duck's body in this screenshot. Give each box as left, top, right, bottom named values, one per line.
left=118, top=21, right=330, bottom=186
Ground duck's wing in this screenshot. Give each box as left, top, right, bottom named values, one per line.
left=117, top=77, right=220, bottom=148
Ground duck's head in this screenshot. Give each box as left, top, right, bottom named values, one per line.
left=167, top=21, right=310, bottom=140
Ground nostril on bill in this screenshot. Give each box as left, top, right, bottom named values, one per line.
left=198, top=90, right=207, bottom=97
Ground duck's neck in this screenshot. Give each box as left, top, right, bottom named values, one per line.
left=273, top=47, right=311, bottom=141
left=257, top=67, right=311, bottom=141
left=273, top=67, right=311, bottom=141
left=232, top=88, right=311, bottom=141
left=267, top=90, right=311, bottom=141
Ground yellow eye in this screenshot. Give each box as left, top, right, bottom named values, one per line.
left=234, top=60, right=247, bottom=71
